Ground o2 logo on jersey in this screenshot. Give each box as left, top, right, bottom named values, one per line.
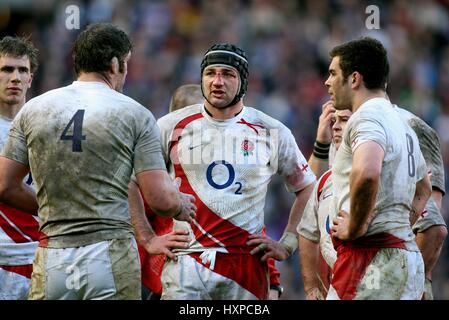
left=206, top=160, right=243, bottom=195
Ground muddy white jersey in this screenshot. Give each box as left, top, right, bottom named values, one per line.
left=157, top=104, right=316, bottom=254
left=297, top=170, right=336, bottom=268
left=2, top=81, right=166, bottom=248
left=332, top=98, right=427, bottom=251
left=0, top=116, right=39, bottom=265
left=394, top=105, right=445, bottom=193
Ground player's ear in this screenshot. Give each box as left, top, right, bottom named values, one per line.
left=351, top=71, right=362, bottom=89
left=110, top=57, right=119, bottom=75
left=27, top=73, right=33, bottom=89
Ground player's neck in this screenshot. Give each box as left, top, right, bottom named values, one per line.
left=77, top=72, right=114, bottom=90
left=352, top=89, right=386, bottom=112
left=204, top=100, right=244, bottom=120
left=0, top=102, right=22, bottom=120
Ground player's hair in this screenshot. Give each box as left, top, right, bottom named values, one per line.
left=169, top=84, right=203, bottom=113
left=0, top=36, right=39, bottom=73
left=330, top=37, right=389, bottom=90
left=73, top=23, right=132, bottom=76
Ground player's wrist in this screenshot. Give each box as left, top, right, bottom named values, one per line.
left=278, top=231, right=298, bottom=257
left=315, top=137, right=331, bottom=146
left=313, top=140, right=331, bottom=160
left=140, top=232, right=156, bottom=249
left=270, top=284, right=284, bottom=298
left=347, top=223, right=366, bottom=240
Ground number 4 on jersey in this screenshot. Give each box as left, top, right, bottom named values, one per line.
left=60, top=109, right=86, bottom=152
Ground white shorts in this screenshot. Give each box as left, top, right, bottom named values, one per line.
left=327, top=247, right=424, bottom=300
left=0, top=265, right=32, bottom=299
left=161, top=252, right=268, bottom=300
left=28, top=238, right=141, bottom=300
left=412, top=198, right=447, bottom=233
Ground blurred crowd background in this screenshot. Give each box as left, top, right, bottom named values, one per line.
left=1, top=0, right=449, bottom=299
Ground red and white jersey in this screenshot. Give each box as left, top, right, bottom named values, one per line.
left=157, top=104, right=316, bottom=254
left=0, top=116, right=39, bottom=266
left=297, top=170, right=336, bottom=268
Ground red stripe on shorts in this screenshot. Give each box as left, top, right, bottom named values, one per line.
left=331, top=232, right=406, bottom=300
left=189, top=251, right=268, bottom=300
left=0, top=264, right=33, bottom=279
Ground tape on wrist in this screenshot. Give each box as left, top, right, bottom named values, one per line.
left=279, top=231, right=298, bottom=257
left=313, top=141, right=330, bottom=160
left=315, top=140, right=331, bottom=148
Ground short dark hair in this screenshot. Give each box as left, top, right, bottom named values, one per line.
left=330, top=37, right=389, bottom=90
left=73, top=23, right=132, bottom=76
left=0, top=36, right=39, bottom=73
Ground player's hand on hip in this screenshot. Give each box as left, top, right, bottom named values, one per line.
left=144, top=229, right=191, bottom=259
left=331, top=210, right=367, bottom=241
left=247, top=234, right=289, bottom=262
left=316, top=100, right=335, bottom=144
left=331, top=210, right=351, bottom=240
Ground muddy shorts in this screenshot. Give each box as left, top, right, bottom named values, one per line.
left=28, top=238, right=141, bottom=300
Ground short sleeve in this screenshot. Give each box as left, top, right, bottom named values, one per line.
left=1, top=110, right=29, bottom=166
left=348, top=116, right=387, bottom=153
left=274, top=125, right=316, bottom=193
left=133, top=112, right=166, bottom=174
left=409, top=118, right=445, bottom=194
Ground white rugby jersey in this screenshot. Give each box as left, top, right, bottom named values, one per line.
left=394, top=105, right=446, bottom=230
left=157, top=104, right=316, bottom=254
left=2, top=81, right=166, bottom=248
left=297, top=170, right=336, bottom=268
left=332, top=98, right=427, bottom=251
left=394, top=105, right=445, bottom=193
left=0, top=116, right=39, bottom=265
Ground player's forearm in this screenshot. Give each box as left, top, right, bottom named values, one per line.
left=349, top=169, right=379, bottom=239
left=137, top=170, right=182, bottom=218
left=0, top=157, right=38, bottom=215
left=128, top=181, right=156, bottom=245
left=308, top=154, right=329, bottom=178
left=0, top=183, right=38, bottom=215
left=298, top=236, right=321, bottom=292
left=277, top=183, right=315, bottom=258
left=410, top=176, right=432, bottom=225
left=285, top=182, right=315, bottom=235
left=148, top=185, right=181, bottom=217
